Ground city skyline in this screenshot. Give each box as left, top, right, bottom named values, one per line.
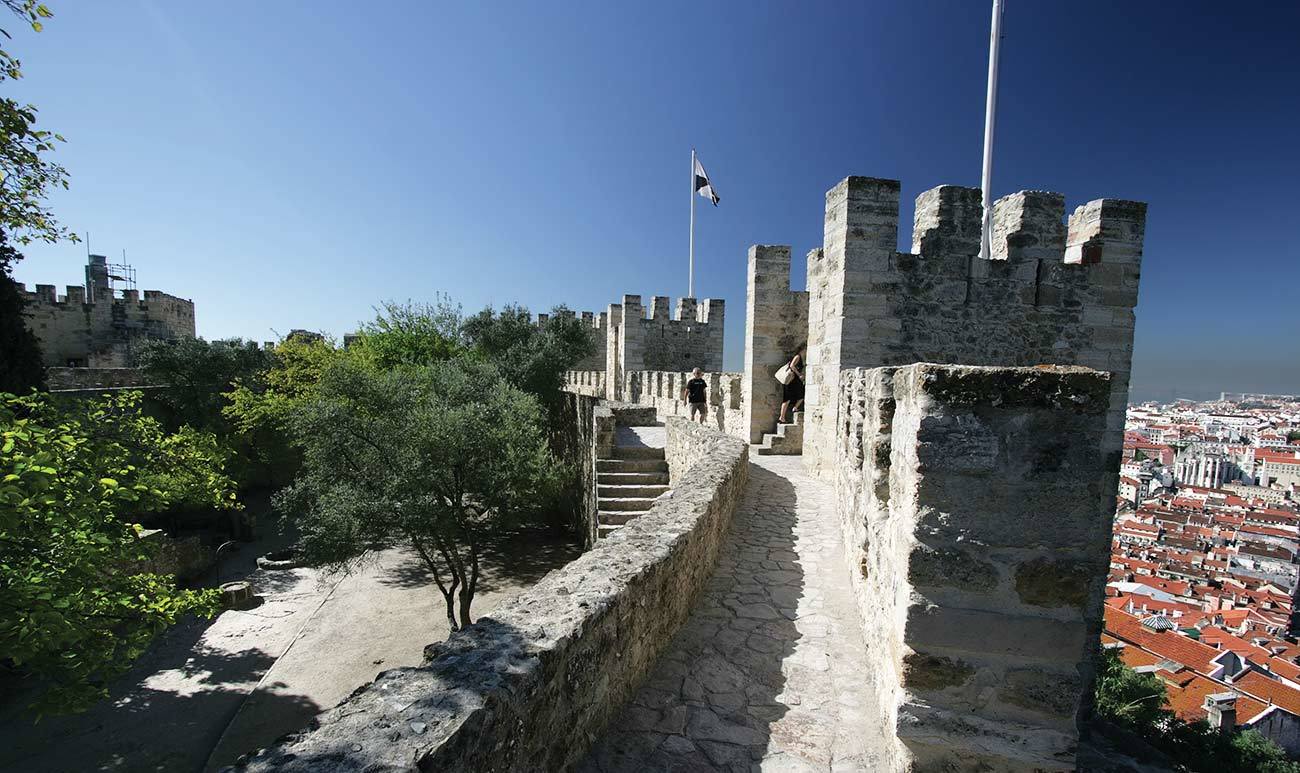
left=9, top=1, right=1299, bottom=401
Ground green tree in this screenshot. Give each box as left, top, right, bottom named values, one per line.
left=1094, top=648, right=1300, bottom=772
left=135, top=337, right=275, bottom=433
left=1, top=1, right=73, bottom=245
left=461, top=303, right=596, bottom=419
left=0, top=228, right=43, bottom=392
left=277, top=358, right=562, bottom=631
left=1287, top=430, right=1300, bottom=443
left=224, top=334, right=341, bottom=438
left=0, top=391, right=236, bottom=714
left=349, top=297, right=465, bottom=368
left=1094, top=646, right=1172, bottom=730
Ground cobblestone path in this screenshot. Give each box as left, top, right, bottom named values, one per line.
left=580, top=454, right=886, bottom=772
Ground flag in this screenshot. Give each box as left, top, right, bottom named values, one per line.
left=693, top=155, right=719, bottom=206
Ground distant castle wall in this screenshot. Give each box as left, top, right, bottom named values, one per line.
left=604, top=294, right=725, bottom=399
left=20, top=255, right=196, bottom=367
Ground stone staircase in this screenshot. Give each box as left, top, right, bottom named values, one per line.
left=596, top=445, right=669, bottom=538
left=757, top=410, right=803, bottom=455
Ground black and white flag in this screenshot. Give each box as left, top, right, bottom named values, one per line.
left=693, top=155, right=719, bottom=206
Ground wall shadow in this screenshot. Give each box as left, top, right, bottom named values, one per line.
left=578, top=461, right=803, bottom=771
left=0, top=618, right=321, bottom=773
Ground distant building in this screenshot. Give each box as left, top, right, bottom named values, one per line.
left=20, top=254, right=195, bottom=367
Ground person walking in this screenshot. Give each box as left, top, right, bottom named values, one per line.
left=777, top=347, right=805, bottom=424
left=681, top=368, right=709, bottom=425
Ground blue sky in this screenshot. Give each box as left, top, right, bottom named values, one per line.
left=9, top=1, right=1299, bottom=401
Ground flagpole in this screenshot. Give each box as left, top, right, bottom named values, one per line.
left=689, top=148, right=696, bottom=298
left=979, top=0, right=1004, bottom=260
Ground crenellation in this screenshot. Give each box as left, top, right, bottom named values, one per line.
left=649, top=295, right=671, bottom=321
left=911, top=184, right=982, bottom=258
left=803, top=175, right=1147, bottom=481
left=673, top=296, right=696, bottom=321
left=1065, top=198, right=1147, bottom=265
left=20, top=258, right=196, bottom=368
left=991, top=190, right=1066, bottom=261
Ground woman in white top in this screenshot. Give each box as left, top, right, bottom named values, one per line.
left=778, top=347, right=805, bottom=424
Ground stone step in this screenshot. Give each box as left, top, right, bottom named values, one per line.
left=596, top=471, right=669, bottom=486
left=597, top=458, right=669, bottom=474
left=597, top=523, right=623, bottom=539
left=598, top=510, right=642, bottom=526
left=598, top=484, right=669, bottom=499
left=611, top=445, right=665, bottom=461
left=598, top=496, right=660, bottom=512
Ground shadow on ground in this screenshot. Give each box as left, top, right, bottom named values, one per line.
left=579, top=461, right=803, bottom=771
left=0, top=617, right=321, bottom=773
left=377, top=526, right=583, bottom=594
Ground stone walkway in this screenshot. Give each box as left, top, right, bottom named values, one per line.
left=580, top=454, right=887, bottom=772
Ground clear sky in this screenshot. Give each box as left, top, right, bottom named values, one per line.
left=9, top=1, right=1299, bottom=402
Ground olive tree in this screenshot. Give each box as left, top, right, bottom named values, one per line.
left=277, top=358, right=563, bottom=631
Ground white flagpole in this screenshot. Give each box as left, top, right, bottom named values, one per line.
left=689, top=148, right=697, bottom=298
left=979, top=0, right=1005, bottom=260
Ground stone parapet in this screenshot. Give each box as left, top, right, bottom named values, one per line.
left=566, top=370, right=744, bottom=439
left=45, top=367, right=158, bottom=391
left=232, top=421, right=749, bottom=772
left=834, top=363, right=1114, bottom=771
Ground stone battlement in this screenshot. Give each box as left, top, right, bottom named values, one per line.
left=601, top=293, right=725, bottom=389
left=803, top=176, right=1146, bottom=477
left=20, top=279, right=196, bottom=368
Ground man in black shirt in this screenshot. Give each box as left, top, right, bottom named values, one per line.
left=681, top=368, right=709, bottom=425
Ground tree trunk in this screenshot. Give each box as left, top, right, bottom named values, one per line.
left=457, top=586, right=474, bottom=630
left=443, top=584, right=460, bottom=632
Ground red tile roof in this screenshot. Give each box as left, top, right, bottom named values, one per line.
left=1104, top=608, right=1226, bottom=674
left=1234, top=670, right=1300, bottom=716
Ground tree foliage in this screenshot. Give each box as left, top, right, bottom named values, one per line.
left=134, top=337, right=275, bottom=433
left=0, top=228, right=43, bottom=392
left=1, top=1, right=74, bottom=244
left=461, top=303, right=596, bottom=419
left=0, top=391, right=236, bottom=714
left=277, top=358, right=563, bottom=631
left=1094, top=648, right=1299, bottom=772
left=224, top=334, right=341, bottom=437
left=349, top=297, right=465, bottom=368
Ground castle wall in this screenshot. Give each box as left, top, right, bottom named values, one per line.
left=21, top=283, right=196, bottom=367
left=836, top=364, right=1115, bottom=771
left=566, top=369, right=745, bottom=441
left=601, top=294, right=724, bottom=399
left=742, top=245, right=810, bottom=443
left=804, top=177, right=1145, bottom=478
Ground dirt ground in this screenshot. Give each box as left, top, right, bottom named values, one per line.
left=0, top=519, right=581, bottom=773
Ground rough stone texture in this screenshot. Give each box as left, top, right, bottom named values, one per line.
left=21, top=279, right=195, bottom=367
left=601, top=294, right=725, bottom=400
left=555, top=391, right=603, bottom=548
left=44, top=366, right=158, bottom=391
left=231, top=420, right=748, bottom=773
left=580, top=454, right=888, bottom=772
left=742, top=245, right=810, bottom=444
left=802, top=176, right=1146, bottom=487
left=566, top=370, right=746, bottom=441
left=834, top=363, right=1115, bottom=771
